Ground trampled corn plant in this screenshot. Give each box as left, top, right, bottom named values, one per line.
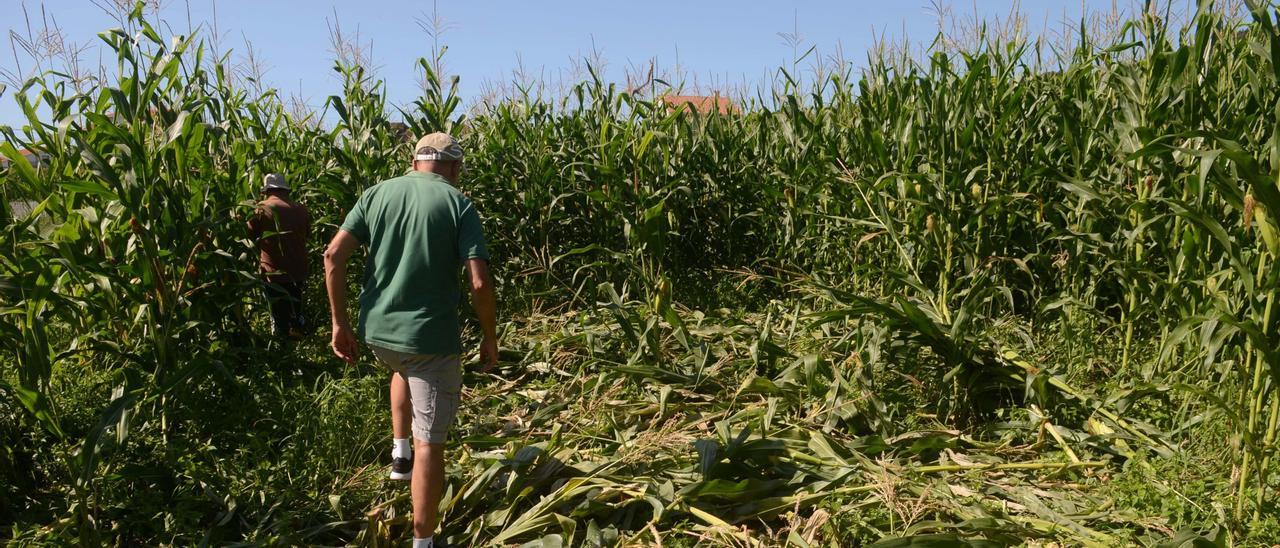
left=367, top=294, right=1173, bottom=545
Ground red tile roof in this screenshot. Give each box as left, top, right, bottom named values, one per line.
left=1, top=147, right=47, bottom=168
left=661, top=94, right=738, bottom=115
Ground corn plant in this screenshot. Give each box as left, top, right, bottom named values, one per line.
left=4, top=0, right=1280, bottom=544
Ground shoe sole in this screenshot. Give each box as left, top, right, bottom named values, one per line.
left=389, top=470, right=411, bottom=481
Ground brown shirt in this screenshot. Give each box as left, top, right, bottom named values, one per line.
left=247, top=195, right=311, bottom=284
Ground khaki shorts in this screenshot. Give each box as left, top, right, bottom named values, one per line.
left=370, top=346, right=462, bottom=444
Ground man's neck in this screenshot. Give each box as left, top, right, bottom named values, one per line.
left=412, top=170, right=454, bottom=185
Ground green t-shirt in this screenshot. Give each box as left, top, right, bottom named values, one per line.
left=340, top=171, right=489, bottom=355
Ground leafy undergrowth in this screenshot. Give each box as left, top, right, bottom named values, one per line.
left=5, top=289, right=1267, bottom=546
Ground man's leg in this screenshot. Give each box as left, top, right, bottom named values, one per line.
left=404, top=354, right=462, bottom=543
left=285, top=281, right=305, bottom=336
left=391, top=372, right=413, bottom=439
left=373, top=347, right=415, bottom=481
left=391, top=371, right=414, bottom=476
left=264, top=280, right=290, bottom=338
left=412, top=440, right=447, bottom=540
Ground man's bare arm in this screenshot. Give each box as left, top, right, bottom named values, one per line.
left=466, top=258, right=498, bottom=370
left=324, top=229, right=361, bottom=361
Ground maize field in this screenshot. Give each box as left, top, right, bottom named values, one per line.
left=2, top=1, right=1280, bottom=545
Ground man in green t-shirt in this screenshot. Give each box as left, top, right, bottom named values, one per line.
left=323, top=132, right=497, bottom=548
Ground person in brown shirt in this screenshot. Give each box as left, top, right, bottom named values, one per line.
left=247, top=173, right=312, bottom=338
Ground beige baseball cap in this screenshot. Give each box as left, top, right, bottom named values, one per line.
left=413, top=132, right=463, bottom=162
left=262, top=173, right=289, bottom=191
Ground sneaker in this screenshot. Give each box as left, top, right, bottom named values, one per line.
left=389, top=457, right=413, bottom=481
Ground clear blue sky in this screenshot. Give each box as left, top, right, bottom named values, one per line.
left=1, top=0, right=1134, bottom=127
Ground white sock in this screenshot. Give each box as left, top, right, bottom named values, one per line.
left=392, top=438, right=412, bottom=460
left=412, top=537, right=433, bottom=548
